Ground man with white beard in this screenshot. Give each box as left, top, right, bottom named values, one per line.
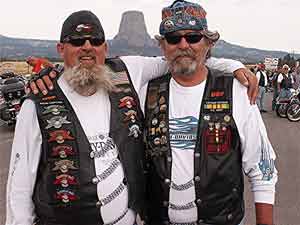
left=6, top=10, right=256, bottom=225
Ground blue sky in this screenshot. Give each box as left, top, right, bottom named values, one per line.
left=1, top=0, right=299, bottom=53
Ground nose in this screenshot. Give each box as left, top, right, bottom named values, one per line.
left=81, top=40, right=93, bottom=50
left=177, top=36, right=189, bottom=49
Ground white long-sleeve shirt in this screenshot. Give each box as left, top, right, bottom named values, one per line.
left=6, top=56, right=246, bottom=225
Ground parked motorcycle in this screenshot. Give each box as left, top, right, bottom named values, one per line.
left=0, top=74, right=26, bottom=126
left=275, top=88, right=300, bottom=118
left=286, top=88, right=300, bottom=122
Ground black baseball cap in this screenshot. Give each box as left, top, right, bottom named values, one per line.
left=60, top=10, right=105, bottom=42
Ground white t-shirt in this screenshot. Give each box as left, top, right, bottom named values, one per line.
left=138, top=77, right=277, bottom=223
left=5, top=56, right=245, bottom=225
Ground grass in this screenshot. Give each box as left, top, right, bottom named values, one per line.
left=0, top=61, right=31, bottom=76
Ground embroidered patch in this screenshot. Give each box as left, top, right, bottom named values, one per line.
left=52, top=160, right=78, bottom=173
left=204, top=123, right=232, bottom=154
left=204, top=101, right=230, bottom=112
left=42, top=95, right=57, bottom=102
left=51, top=145, right=75, bottom=158
left=45, top=116, right=71, bottom=129
left=55, top=190, right=77, bottom=203
left=54, top=174, right=77, bottom=187
left=42, top=105, right=68, bottom=115
left=119, top=96, right=136, bottom=109
left=48, top=130, right=75, bottom=144
left=210, top=90, right=225, bottom=98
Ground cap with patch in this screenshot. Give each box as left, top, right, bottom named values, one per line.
left=159, top=0, right=219, bottom=42
left=60, top=10, right=105, bottom=42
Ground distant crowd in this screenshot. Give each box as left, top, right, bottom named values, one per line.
left=250, top=63, right=300, bottom=112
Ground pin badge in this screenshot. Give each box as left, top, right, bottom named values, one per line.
left=208, top=122, right=214, bottom=131
left=189, top=20, right=196, bottom=26
left=215, top=123, right=221, bottom=130
left=164, top=20, right=174, bottom=30
left=159, top=121, right=166, bottom=128
left=152, top=118, right=158, bottom=126
left=203, top=115, right=211, bottom=121
left=224, top=115, right=231, bottom=122
left=128, top=124, right=141, bottom=138
left=161, top=136, right=167, bottom=145
left=159, top=96, right=166, bottom=105
left=160, top=104, right=167, bottom=112
left=154, top=137, right=161, bottom=145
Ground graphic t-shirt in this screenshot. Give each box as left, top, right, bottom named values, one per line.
left=168, top=78, right=206, bottom=223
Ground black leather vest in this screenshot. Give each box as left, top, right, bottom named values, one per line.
left=30, top=58, right=146, bottom=225
left=144, top=70, right=244, bottom=225
left=280, top=74, right=293, bottom=89
left=258, top=71, right=267, bottom=87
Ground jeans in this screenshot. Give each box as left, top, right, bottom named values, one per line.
left=256, top=86, right=267, bottom=110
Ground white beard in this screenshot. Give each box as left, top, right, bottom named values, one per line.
left=63, top=64, right=116, bottom=96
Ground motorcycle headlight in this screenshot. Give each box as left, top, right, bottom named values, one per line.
left=8, top=93, right=13, bottom=98
left=17, top=90, right=22, bottom=96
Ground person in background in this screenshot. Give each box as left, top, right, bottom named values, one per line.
left=256, top=63, right=268, bottom=112
left=277, top=64, right=294, bottom=99
left=291, top=66, right=300, bottom=90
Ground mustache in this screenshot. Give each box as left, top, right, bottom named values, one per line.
left=170, top=49, right=196, bottom=61
left=63, top=64, right=116, bottom=96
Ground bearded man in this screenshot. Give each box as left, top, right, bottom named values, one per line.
left=6, top=9, right=258, bottom=225
left=6, top=10, right=151, bottom=225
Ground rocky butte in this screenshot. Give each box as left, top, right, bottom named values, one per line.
left=0, top=11, right=297, bottom=62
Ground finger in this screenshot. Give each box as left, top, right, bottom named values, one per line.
left=36, top=79, right=48, bottom=95
left=49, top=71, right=57, bottom=79
left=30, top=81, right=39, bottom=95
left=42, top=75, right=54, bottom=90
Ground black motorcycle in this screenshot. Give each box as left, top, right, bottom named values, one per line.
left=286, top=87, right=300, bottom=122
left=0, top=73, right=26, bottom=126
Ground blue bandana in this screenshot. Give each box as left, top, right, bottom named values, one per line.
left=159, top=0, right=208, bottom=35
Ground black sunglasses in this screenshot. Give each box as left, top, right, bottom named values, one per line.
left=164, top=33, right=203, bottom=45
left=64, top=37, right=105, bottom=47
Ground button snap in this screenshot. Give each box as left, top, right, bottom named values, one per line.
left=92, top=177, right=99, bottom=184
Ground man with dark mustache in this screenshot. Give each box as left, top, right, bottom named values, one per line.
left=6, top=9, right=257, bottom=225
left=143, top=1, right=277, bottom=225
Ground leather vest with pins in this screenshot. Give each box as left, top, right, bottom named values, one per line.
left=144, top=70, right=244, bottom=225
left=29, top=59, right=146, bottom=225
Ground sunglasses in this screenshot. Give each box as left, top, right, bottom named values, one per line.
left=164, top=33, right=203, bottom=45
left=64, top=37, right=105, bottom=47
